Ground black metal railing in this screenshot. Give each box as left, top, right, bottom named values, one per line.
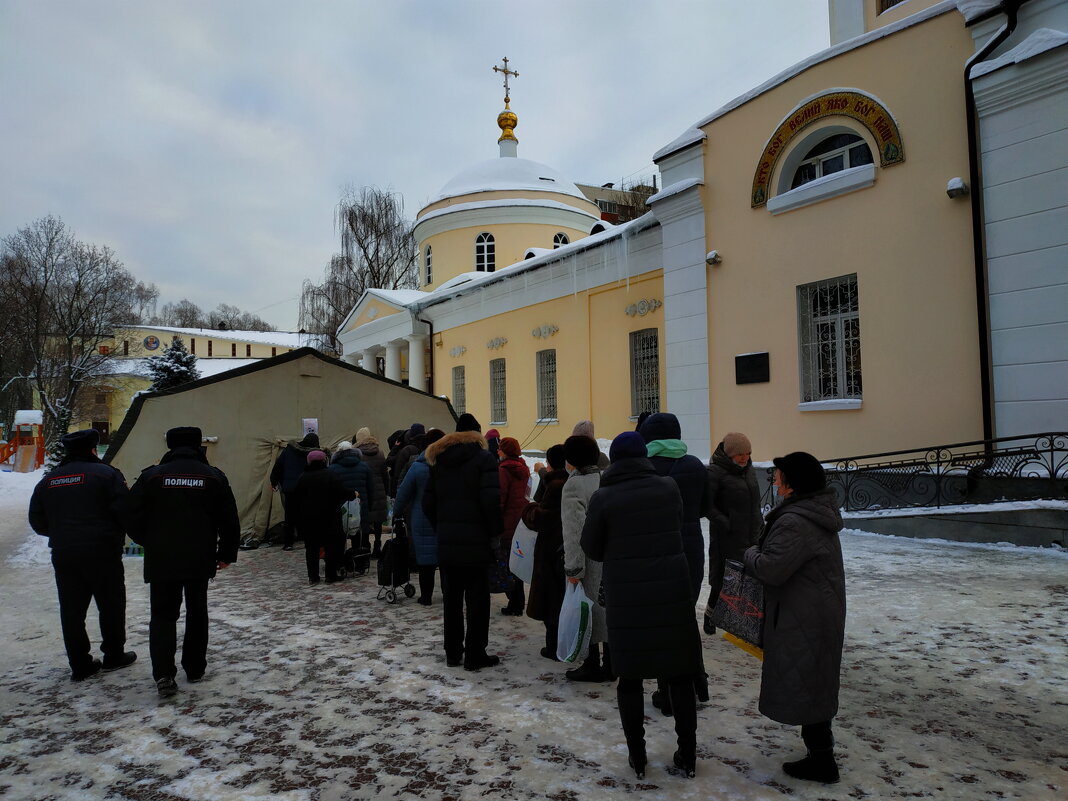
left=760, top=432, right=1068, bottom=513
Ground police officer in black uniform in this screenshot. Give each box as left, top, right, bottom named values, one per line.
left=124, top=426, right=240, bottom=698
left=28, top=428, right=137, bottom=681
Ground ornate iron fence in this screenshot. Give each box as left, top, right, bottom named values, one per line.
left=761, top=432, right=1068, bottom=513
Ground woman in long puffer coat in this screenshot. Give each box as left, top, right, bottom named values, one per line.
left=353, top=428, right=390, bottom=556
left=394, top=428, right=445, bottom=605
left=328, top=443, right=375, bottom=542
left=581, top=432, right=701, bottom=780
left=559, top=435, right=608, bottom=681
left=704, top=432, right=761, bottom=634
left=522, top=443, right=568, bottom=661
left=497, top=437, right=530, bottom=616
left=744, top=451, right=846, bottom=785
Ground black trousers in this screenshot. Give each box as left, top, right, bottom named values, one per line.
left=281, top=491, right=298, bottom=547
left=504, top=579, right=526, bottom=613
left=439, top=564, right=490, bottom=662
left=149, top=579, right=209, bottom=681
left=801, top=720, right=834, bottom=751
left=51, top=550, right=127, bottom=673
left=304, top=528, right=344, bottom=581
left=417, top=565, right=436, bottom=602
left=617, top=676, right=697, bottom=759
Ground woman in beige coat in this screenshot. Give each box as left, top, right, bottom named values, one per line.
left=559, top=434, right=610, bottom=681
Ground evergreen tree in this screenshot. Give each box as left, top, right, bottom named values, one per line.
left=145, top=338, right=200, bottom=391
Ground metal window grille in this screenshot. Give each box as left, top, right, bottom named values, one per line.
left=190, top=338, right=195, bottom=355
left=246, top=344, right=251, bottom=357
left=475, top=233, right=495, bottom=272
left=207, top=340, right=213, bottom=357
left=452, top=366, right=466, bottom=415
left=425, top=246, right=432, bottom=284
left=489, top=358, right=507, bottom=423
left=231, top=343, right=236, bottom=356
left=536, top=349, right=557, bottom=420
left=629, top=328, right=661, bottom=416
left=797, top=274, right=862, bottom=402
left=553, top=232, right=569, bottom=249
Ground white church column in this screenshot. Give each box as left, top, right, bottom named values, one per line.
left=406, top=335, right=427, bottom=392
left=384, top=340, right=403, bottom=383
left=361, top=347, right=380, bottom=373
left=648, top=180, right=712, bottom=461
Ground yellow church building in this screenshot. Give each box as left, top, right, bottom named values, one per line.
left=337, top=0, right=1067, bottom=461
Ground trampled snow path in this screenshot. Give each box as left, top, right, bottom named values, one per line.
left=0, top=472, right=1065, bottom=800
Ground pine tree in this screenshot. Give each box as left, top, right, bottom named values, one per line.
left=145, top=338, right=200, bottom=392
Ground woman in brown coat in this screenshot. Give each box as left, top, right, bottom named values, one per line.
left=744, top=451, right=846, bottom=785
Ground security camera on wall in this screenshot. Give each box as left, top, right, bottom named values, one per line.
left=706, top=250, right=722, bottom=265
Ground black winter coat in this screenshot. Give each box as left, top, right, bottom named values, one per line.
left=270, top=437, right=320, bottom=493
left=580, top=457, right=702, bottom=680
left=744, top=489, right=846, bottom=726
left=422, top=431, right=501, bottom=567
left=125, top=447, right=240, bottom=583
left=28, top=455, right=129, bottom=556
left=291, top=462, right=356, bottom=541
left=329, top=449, right=375, bottom=522
left=355, top=441, right=389, bottom=523
left=648, top=452, right=708, bottom=604
left=706, top=442, right=762, bottom=569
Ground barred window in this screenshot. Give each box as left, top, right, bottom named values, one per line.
left=629, top=328, right=661, bottom=416
left=536, top=349, right=557, bottom=421
left=475, top=232, right=495, bottom=272
left=553, top=232, right=569, bottom=249
left=246, top=344, right=251, bottom=357
left=425, top=245, right=433, bottom=285
left=489, top=358, right=507, bottom=423
left=231, top=343, right=237, bottom=356
left=878, top=0, right=908, bottom=13
left=452, top=365, right=466, bottom=415
left=797, top=274, right=862, bottom=402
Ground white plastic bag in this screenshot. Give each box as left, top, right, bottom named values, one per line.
left=341, top=498, right=361, bottom=537
left=508, top=519, right=538, bottom=583
left=556, top=582, right=593, bottom=663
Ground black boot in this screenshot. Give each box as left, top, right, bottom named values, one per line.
left=783, top=750, right=839, bottom=784
left=371, top=535, right=382, bottom=559
left=565, top=644, right=603, bottom=681
left=601, top=644, right=615, bottom=681
left=668, top=677, right=697, bottom=778
left=650, top=678, right=673, bottom=716
left=617, top=683, right=647, bottom=780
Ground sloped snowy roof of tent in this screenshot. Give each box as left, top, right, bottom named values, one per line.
left=653, top=0, right=960, bottom=162
left=429, top=157, right=588, bottom=205
left=123, top=325, right=306, bottom=348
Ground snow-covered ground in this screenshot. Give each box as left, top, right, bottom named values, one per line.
left=1, top=469, right=1065, bottom=800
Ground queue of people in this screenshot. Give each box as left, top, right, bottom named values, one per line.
left=28, top=412, right=846, bottom=786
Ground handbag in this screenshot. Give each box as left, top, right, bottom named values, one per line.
left=709, top=559, right=764, bottom=648
left=556, top=582, right=593, bottom=663
left=487, top=543, right=515, bottom=593
left=508, top=519, right=538, bottom=584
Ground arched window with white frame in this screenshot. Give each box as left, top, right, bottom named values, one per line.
left=475, top=232, right=495, bottom=272
left=553, top=232, right=569, bottom=249
left=789, top=132, right=873, bottom=190
left=424, top=245, right=432, bottom=285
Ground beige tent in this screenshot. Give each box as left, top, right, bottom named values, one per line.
left=104, top=348, right=456, bottom=540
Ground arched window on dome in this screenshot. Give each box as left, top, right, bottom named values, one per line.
left=790, top=133, right=873, bottom=190
left=424, top=245, right=432, bottom=285
left=553, top=232, right=569, bottom=249
left=475, top=232, right=495, bottom=272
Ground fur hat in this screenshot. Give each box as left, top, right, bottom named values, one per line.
left=335, top=441, right=352, bottom=452
left=609, top=431, right=647, bottom=462
left=298, top=432, right=320, bottom=448
left=456, top=413, right=481, bottom=433
left=571, top=420, right=595, bottom=439
left=307, top=449, right=328, bottom=464
left=166, top=426, right=202, bottom=450
left=773, top=451, right=826, bottom=494
left=564, top=435, right=600, bottom=469
left=353, top=427, right=373, bottom=445
left=546, top=444, right=567, bottom=470
left=499, top=437, right=522, bottom=458
left=722, top=432, right=753, bottom=458
left=61, top=428, right=99, bottom=455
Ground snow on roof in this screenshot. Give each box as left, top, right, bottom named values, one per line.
left=417, top=197, right=598, bottom=226
left=432, top=157, right=588, bottom=203
left=364, top=288, right=428, bottom=306
left=105, top=358, right=262, bottom=379
left=652, top=128, right=706, bottom=163
left=956, top=0, right=1004, bottom=24
left=124, top=325, right=306, bottom=348
left=13, top=410, right=43, bottom=426
left=654, top=0, right=958, bottom=159
left=971, top=26, right=1068, bottom=77
left=647, top=178, right=704, bottom=204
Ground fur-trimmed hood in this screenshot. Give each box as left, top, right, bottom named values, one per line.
left=425, top=430, right=487, bottom=466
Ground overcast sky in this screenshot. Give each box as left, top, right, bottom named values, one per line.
left=1, top=1, right=829, bottom=330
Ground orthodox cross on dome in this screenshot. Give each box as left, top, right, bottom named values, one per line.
left=492, top=57, right=519, bottom=108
